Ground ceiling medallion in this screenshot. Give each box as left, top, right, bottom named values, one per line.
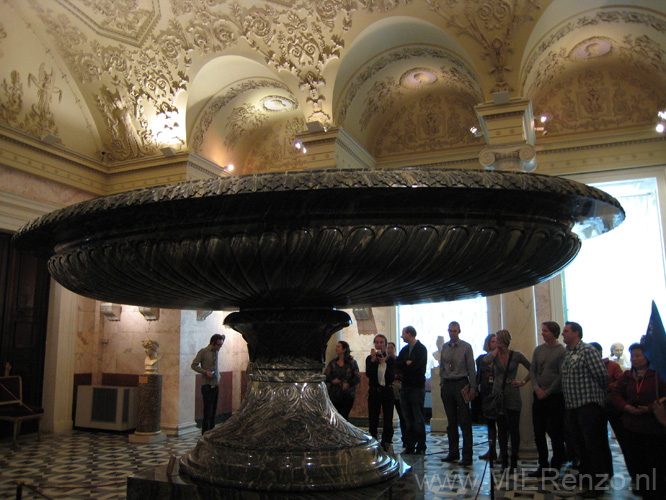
left=260, top=95, right=297, bottom=112
left=400, top=68, right=438, bottom=88
left=570, top=37, right=613, bottom=60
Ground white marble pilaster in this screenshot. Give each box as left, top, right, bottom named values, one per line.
left=42, top=282, right=76, bottom=433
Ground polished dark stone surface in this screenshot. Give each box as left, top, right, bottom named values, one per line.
left=136, top=374, right=162, bottom=433
left=13, top=168, right=624, bottom=309
left=129, top=459, right=410, bottom=499
left=11, top=167, right=624, bottom=492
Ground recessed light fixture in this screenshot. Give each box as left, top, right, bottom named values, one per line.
left=261, top=95, right=297, bottom=112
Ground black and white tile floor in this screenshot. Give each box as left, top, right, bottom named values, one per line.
left=0, top=426, right=642, bottom=499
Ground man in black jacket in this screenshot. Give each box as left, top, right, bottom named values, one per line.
left=365, top=334, right=395, bottom=452
left=396, top=326, right=428, bottom=454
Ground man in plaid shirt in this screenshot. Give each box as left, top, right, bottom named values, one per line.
left=561, top=321, right=613, bottom=498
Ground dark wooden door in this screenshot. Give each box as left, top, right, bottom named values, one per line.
left=0, top=232, right=51, bottom=436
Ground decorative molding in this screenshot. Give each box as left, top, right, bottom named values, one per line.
left=54, top=0, right=161, bottom=47
left=425, top=0, right=544, bottom=92
left=522, top=7, right=666, bottom=93
left=1, top=124, right=225, bottom=195
left=337, top=46, right=482, bottom=126
left=373, top=93, right=481, bottom=158
left=0, top=190, right=61, bottom=232
left=190, top=79, right=292, bottom=154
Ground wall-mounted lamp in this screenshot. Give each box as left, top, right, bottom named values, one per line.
left=40, top=133, right=61, bottom=145
left=196, top=310, right=213, bottom=321
left=100, top=302, right=122, bottom=321
left=352, top=307, right=371, bottom=321
left=138, top=307, right=160, bottom=321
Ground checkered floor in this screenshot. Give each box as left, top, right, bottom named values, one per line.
left=0, top=425, right=642, bottom=499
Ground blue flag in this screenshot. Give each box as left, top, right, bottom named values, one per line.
left=643, top=301, right=666, bottom=384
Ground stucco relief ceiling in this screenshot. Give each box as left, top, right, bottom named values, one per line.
left=0, top=0, right=664, bottom=178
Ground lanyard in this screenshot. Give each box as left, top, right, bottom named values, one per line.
left=635, top=375, right=645, bottom=396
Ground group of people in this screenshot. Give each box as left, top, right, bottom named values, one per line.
left=192, top=323, right=665, bottom=499
left=324, top=327, right=428, bottom=454
left=323, top=321, right=666, bottom=500
left=443, top=320, right=666, bottom=499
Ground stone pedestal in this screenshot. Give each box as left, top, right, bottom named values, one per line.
left=429, top=367, right=447, bottom=432
left=179, top=309, right=400, bottom=491
left=130, top=374, right=167, bottom=444
left=128, top=459, right=410, bottom=500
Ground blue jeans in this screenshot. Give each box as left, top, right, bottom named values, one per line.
left=400, top=387, right=426, bottom=451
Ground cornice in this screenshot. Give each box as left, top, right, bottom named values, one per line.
left=536, top=134, right=666, bottom=175
left=0, top=190, right=61, bottom=232
left=1, top=126, right=225, bottom=195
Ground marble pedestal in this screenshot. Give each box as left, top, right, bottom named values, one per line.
left=429, top=367, right=448, bottom=432
left=129, top=374, right=167, bottom=444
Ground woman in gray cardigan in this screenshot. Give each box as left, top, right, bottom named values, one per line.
left=484, top=329, right=531, bottom=473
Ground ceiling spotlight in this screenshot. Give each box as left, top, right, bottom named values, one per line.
left=469, top=126, right=483, bottom=138
left=294, top=141, right=302, bottom=150
left=301, top=147, right=307, bottom=154
left=534, top=117, right=548, bottom=135
left=656, top=110, right=666, bottom=133
left=226, top=164, right=234, bottom=171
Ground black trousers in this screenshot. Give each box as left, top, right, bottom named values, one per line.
left=497, top=409, right=521, bottom=466
left=440, top=378, right=473, bottom=460
left=201, top=384, right=219, bottom=434
left=368, top=385, right=394, bottom=445
left=532, top=392, right=566, bottom=468
left=620, top=428, right=666, bottom=499
left=566, top=404, right=613, bottom=484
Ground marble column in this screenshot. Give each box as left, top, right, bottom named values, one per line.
left=130, top=374, right=167, bottom=444
left=498, top=287, right=539, bottom=459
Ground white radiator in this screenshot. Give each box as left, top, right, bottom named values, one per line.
left=75, top=385, right=137, bottom=431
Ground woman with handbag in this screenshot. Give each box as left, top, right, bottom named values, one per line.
left=484, top=329, right=531, bottom=473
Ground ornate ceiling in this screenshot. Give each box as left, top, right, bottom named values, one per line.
left=0, top=0, right=665, bottom=186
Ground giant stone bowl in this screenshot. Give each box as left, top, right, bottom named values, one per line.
left=13, top=168, right=624, bottom=491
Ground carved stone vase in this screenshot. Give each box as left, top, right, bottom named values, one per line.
left=12, top=168, right=624, bottom=491
left=180, top=308, right=398, bottom=490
